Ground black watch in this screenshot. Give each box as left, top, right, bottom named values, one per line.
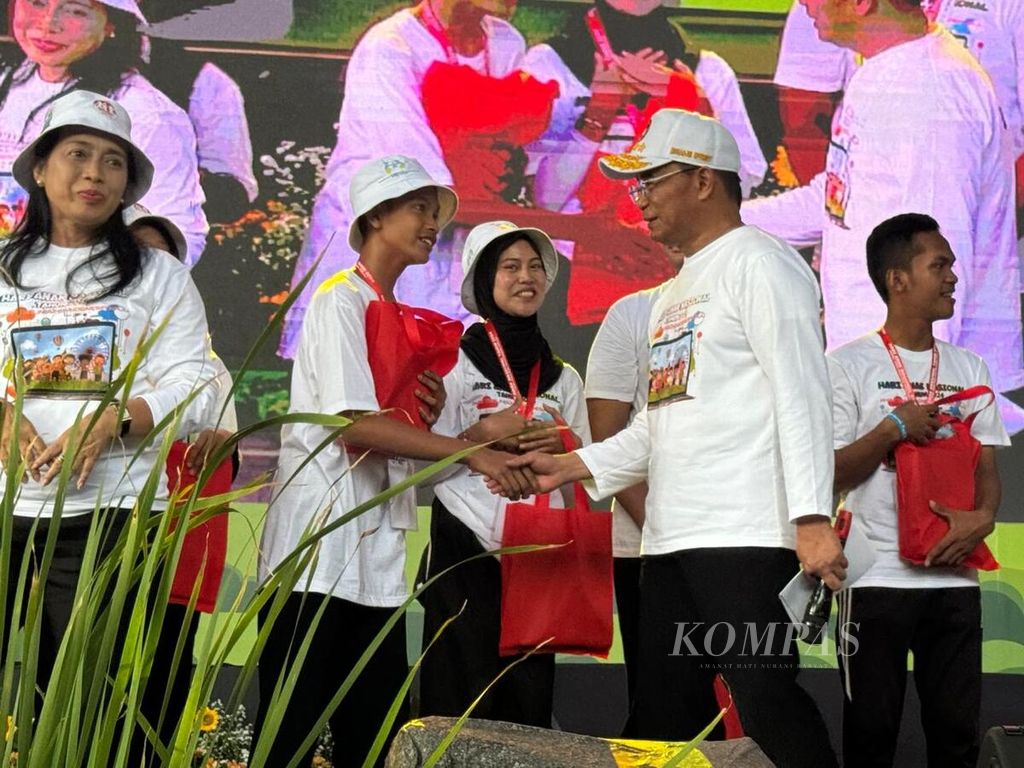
left=109, top=400, right=133, bottom=438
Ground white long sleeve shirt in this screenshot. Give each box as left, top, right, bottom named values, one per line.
left=577, top=226, right=834, bottom=555
left=744, top=27, right=1022, bottom=396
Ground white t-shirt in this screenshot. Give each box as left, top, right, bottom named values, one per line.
left=828, top=333, right=1010, bottom=589
left=773, top=0, right=858, bottom=92
left=0, top=242, right=217, bottom=517
left=279, top=9, right=528, bottom=357
left=584, top=284, right=668, bottom=558
left=930, top=0, right=1024, bottom=156
left=259, top=269, right=416, bottom=607
left=743, top=28, right=1022, bottom=395
left=433, top=350, right=591, bottom=552
left=577, top=226, right=834, bottom=555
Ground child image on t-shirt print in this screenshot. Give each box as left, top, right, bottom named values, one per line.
left=648, top=329, right=694, bottom=409
left=8, top=321, right=115, bottom=397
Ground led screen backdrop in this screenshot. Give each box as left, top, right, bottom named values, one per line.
left=0, top=0, right=1021, bottom=673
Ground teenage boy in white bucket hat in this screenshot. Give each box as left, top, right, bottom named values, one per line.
left=498, top=109, right=842, bottom=767
left=255, top=156, right=537, bottom=768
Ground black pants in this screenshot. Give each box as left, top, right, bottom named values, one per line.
left=253, top=590, right=409, bottom=768
left=636, top=547, right=837, bottom=768
left=614, top=556, right=642, bottom=737
left=417, top=499, right=555, bottom=727
left=2, top=511, right=129, bottom=707
left=837, top=586, right=982, bottom=768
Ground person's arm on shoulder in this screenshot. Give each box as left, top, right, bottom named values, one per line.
left=741, top=172, right=826, bottom=246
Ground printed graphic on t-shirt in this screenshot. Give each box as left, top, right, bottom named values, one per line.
left=648, top=330, right=693, bottom=408
left=825, top=135, right=852, bottom=228
left=0, top=173, right=27, bottom=239
left=10, top=321, right=115, bottom=396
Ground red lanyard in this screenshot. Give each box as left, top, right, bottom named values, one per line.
left=415, top=0, right=491, bottom=74
left=354, top=261, right=387, bottom=301
left=484, top=320, right=540, bottom=416
left=878, top=328, right=939, bottom=404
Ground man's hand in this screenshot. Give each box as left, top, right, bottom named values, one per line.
left=925, top=501, right=995, bottom=567
left=415, top=370, right=446, bottom=427
left=466, top=447, right=536, bottom=500
left=795, top=516, right=848, bottom=592
left=0, top=405, right=46, bottom=482
left=889, top=401, right=941, bottom=445
left=486, top=450, right=591, bottom=497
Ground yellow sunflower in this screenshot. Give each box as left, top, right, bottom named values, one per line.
left=199, top=706, right=220, bottom=733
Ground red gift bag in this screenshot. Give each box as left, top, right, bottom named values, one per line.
left=165, top=440, right=234, bottom=613
left=498, top=452, right=613, bottom=657
left=357, top=263, right=462, bottom=429
left=894, top=385, right=999, bottom=570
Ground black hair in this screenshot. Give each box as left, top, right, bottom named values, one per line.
left=471, top=232, right=541, bottom=319
left=866, top=213, right=939, bottom=303
left=0, top=5, right=143, bottom=140
left=716, top=170, right=742, bottom=206
left=0, top=130, right=145, bottom=300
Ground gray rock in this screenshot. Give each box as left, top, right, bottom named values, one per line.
left=385, top=717, right=775, bottom=767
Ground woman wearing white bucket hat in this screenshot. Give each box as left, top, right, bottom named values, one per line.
left=417, top=220, right=591, bottom=727
left=0, top=89, right=217, bottom=743
left=0, top=0, right=207, bottom=264
left=255, top=158, right=538, bottom=768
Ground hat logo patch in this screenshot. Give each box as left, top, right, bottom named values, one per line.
left=382, top=157, right=409, bottom=175
left=93, top=99, right=117, bottom=118
left=603, top=153, right=648, bottom=171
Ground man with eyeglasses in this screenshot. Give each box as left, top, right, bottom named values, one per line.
left=497, top=109, right=841, bottom=766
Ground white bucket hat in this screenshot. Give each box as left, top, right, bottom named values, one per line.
left=100, top=0, right=147, bottom=24
left=460, top=221, right=559, bottom=315
left=123, top=203, right=186, bottom=260
left=13, top=90, right=154, bottom=206
left=347, top=155, right=458, bottom=251
left=599, top=108, right=741, bottom=179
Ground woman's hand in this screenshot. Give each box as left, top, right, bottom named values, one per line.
left=415, top=370, right=447, bottom=427
left=0, top=405, right=46, bottom=482
left=615, top=47, right=672, bottom=98
left=462, top=399, right=530, bottom=451
left=518, top=406, right=581, bottom=454
left=34, top=406, right=119, bottom=489
left=186, top=427, right=234, bottom=473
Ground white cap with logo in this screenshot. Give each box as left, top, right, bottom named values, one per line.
left=13, top=90, right=154, bottom=206
left=347, top=155, right=458, bottom=251
left=460, top=220, right=559, bottom=315
left=599, top=109, right=741, bottom=179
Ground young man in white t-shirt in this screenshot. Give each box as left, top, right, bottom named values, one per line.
left=502, top=109, right=843, bottom=767
left=255, top=155, right=534, bottom=767
left=744, top=0, right=1023, bottom=431
left=829, top=212, right=1008, bottom=767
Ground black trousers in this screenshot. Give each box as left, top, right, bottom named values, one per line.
left=635, top=547, right=837, bottom=768
left=417, top=499, right=555, bottom=727
left=2, top=511, right=129, bottom=707
left=253, top=590, right=409, bottom=768
left=614, top=556, right=642, bottom=737
left=837, top=586, right=982, bottom=768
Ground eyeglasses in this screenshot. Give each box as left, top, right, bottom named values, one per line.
left=627, top=166, right=699, bottom=203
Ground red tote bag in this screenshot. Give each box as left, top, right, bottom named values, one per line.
left=165, top=440, right=234, bottom=613
left=894, top=385, right=999, bottom=570
left=357, top=264, right=462, bottom=429
left=498, top=438, right=613, bottom=657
